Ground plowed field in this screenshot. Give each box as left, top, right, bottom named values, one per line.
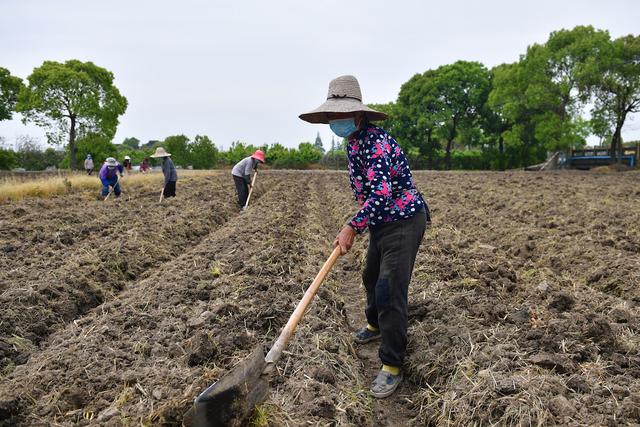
left=1, top=170, right=638, bottom=426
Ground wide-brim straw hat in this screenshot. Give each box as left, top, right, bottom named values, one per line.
left=299, top=75, right=388, bottom=124
left=150, top=147, right=171, bottom=158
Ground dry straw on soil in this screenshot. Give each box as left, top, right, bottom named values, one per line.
left=0, top=169, right=218, bottom=202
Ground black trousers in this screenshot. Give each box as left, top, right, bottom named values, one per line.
left=362, top=208, right=428, bottom=367
left=163, top=181, right=176, bottom=197
left=233, top=175, right=249, bottom=207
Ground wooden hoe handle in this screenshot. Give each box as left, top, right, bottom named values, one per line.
left=244, top=170, right=258, bottom=209
left=104, top=177, right=119, bottom=202
left=264, top=245, right=342, bottom=365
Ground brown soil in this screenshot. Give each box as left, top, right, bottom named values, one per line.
left=0, top=173, right=239, bottom=377
left=0, top=170, right=638, bottom=426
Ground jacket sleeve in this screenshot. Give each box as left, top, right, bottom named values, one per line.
left=244, top=158, right=255, bottom=180
left=163, top=161, right=169, bottom=185
left=348, top=137, right=394, bottom=234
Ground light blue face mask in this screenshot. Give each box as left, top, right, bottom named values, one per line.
left=329, top=118, right=358, bottom=137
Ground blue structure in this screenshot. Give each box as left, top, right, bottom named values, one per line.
left=568, top=146, right=638, bottom=170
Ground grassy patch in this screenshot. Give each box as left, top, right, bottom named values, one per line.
left=249, top=404, right=270, bottom=427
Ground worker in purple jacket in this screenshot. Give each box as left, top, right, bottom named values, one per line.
left=299, top=75, right=430, bottom=399
left=99, top=157, right=124, bottom=198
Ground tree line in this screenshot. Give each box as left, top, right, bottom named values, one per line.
left=370, top=26, right=639, bottom=170
left=0, top=133, right=331, bottom=171
left=1, top=25, right=638, bottom=171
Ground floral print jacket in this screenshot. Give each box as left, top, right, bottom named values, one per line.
left=347, top=125, right=426, bottom=233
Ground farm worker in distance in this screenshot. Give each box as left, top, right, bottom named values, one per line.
left=99, top=157, right=124, bottom=198
left=231, top=150, right=265, bottom=209
left=139, top=157, right=150, bottom=173
left=84, top=154, right=94, bottom=175
left=299, top=75, right=431, bottom=399
left=123, top=155, right=133, bottom=173
left=150, top=147, right=178, bottom=198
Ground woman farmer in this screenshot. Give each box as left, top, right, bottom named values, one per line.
left=231, top=150, right=265, bottom=209
left=84, top=154, right=94, bottom=175
left=139, top=157, right=150, bottom=173
left=99, top=157, right=124, bottom=198
left=299, top=75, right=430, bottom=398
left=150, top=147, right=178, bottom=198
left=122, top=155, right=133, bottom=172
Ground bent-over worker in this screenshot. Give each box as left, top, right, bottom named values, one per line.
left=231, top=150, right=265, bottom=209
left=99, top=157, right=124, bottom=198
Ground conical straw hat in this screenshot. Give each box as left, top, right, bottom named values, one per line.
left=150, top=147, right=171, bottom=158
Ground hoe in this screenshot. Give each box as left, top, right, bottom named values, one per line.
left=103, top=176, right=121, bottom=201
left=183, top=245, right=342, bottom=426
left=242, top=170, right=258, bottom=211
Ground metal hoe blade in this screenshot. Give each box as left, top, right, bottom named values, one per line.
left=183, top=345, right=268, bottom=427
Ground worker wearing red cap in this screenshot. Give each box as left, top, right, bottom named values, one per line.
left=231, top=150, right=265, bottom=209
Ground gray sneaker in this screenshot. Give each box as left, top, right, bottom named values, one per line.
left=353, top=326, right=381, bottom=344
left=370, top=370, right=402, bottom=398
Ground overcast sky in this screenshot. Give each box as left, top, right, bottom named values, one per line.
left=1, top=0, right=639, bottom=150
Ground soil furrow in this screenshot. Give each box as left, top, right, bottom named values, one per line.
left=0, top=172, right=318, bottom=425
left=0, top=174, right=241, bottom=376
left=0, top=170, right=638, bottom=427
left=406, top=171, right=640, bottom=426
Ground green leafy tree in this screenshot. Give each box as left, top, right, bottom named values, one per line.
left=385, top=63, right=491, bottom=169
left=0, top=147, right=17, bottom=170
left=43, top=147, right=65, bottom=168
left=161, top=134, right=190, bottom=167
left=265, top=142, right=289, bottom=165
left=221, top=140, right=257, bottom=165
left=190, top=135, right=219, bottom=169
left=487, top=63, right=531, bottom=169
left=0, top=67, right=23, bottom=121
left=260, top=142, right=322, bottom=169
left=121, top=137, right=140, bottom=150
left=296, top=142, right=322, bottom=165
left=60, top=133, right=117, bottom=169
left=480, top=66, right=513, bottom=170
left=429, top=61, right=492, bottom=169
left=542, top=26, right=609, bottom=150
left=510, top=26, right=605, bottom=154
left=116, top=146, right=152, bottom=165
left=15, top=135, right=47, bottom=170
left=394, top=72, right=443, bottom=168
left=16, top=60, right=127, bottom=169
left=487, top=27, right=608, bottom=168
left=580, top=33, right=640, bottom=163
left=489, top=59, right=551, bottom=168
